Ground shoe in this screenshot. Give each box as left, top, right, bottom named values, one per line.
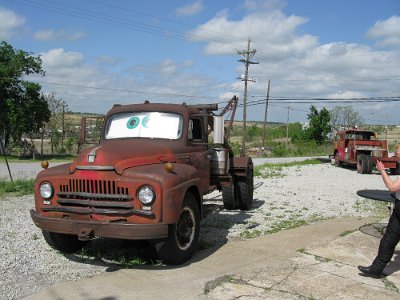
left=358, top=265, right=383, bottom=278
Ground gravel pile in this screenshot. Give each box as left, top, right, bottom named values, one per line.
left=0, top=162, right=390, bottom=299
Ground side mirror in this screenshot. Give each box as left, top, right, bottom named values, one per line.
left=213, top=116, right=224, bottom=144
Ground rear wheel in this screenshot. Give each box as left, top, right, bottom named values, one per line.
left=390, top=162, right=400, bottom=175
left=357, top=154, right=367, bottom=173
left=155, top=193, right=200, bottom=265
left=222, top=183, right=238, bottom=210
left=42, top=231, right=88, bottom=253
left=357, top=154, right=373, bottom=174
left=238, top=169, right=254, bottom=211
left=365, top=155, right=374, bottom=174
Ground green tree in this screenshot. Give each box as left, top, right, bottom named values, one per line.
left=43, top=91, right=69, bottom=154
left=304, top=105, right=331, bottom=144
left=0, top=41, right=50, bottom=147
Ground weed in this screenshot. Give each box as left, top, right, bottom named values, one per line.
left=383, top=278, right=400, bottom=293
left=204, top=275, right=237, bottom=294
left=240, top=229, right=262, bottom=239
left=266, top=219, right=308, bottom=234
left=0, top=179, right=35, bottom=197
left=339, top=229, right=357, bottom=237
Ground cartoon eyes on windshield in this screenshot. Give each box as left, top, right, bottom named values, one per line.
left=126, top=116, right=140, bottom=129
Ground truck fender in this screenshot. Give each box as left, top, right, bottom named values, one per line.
left=231, top=156, right=253, bottom=178
left=161, top=164, right=202, bottom=224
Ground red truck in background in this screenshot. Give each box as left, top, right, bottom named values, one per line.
left=332, top=128, right=400, bottom=174
left=30, top=99, right=254, bottom=265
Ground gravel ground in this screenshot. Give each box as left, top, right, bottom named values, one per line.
left=0, top=162, right=391, bottom=299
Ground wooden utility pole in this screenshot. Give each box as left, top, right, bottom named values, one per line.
left=61, top=104, right=65, bottom=151
left=286, top=106, right=290, bottom=145
left=237, top=39, right=258, bottom=157
left=262, top=80, right=271, bottom=147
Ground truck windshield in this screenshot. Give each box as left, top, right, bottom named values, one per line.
left=105, top=112, right=183, bottom=140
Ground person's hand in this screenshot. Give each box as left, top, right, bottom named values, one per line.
left=376, top=160, right=385, bottom=172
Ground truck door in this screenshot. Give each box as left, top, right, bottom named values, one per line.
left=188, top=117, right=210, bottom=192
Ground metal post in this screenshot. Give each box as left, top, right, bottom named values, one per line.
left=0, top=137, right=13, bottom=182
left=262, top=80, right=270, bottom=147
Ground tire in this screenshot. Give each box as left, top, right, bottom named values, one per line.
left=334, top=153, right=341, bottom=167
left=357, top=154, right=368, bottom=174
left=390, top=162, right=400, bottom=175
left=365, top=155, right=374, bottom=174
left=238, top=169, right=254, bottom=211
left=222, top=183, right=238, bottom=210
left=155, top=193, right=200, bottom=265
left=42, top=230, right=88, bottom=253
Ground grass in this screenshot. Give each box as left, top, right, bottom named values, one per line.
left=0, top=154, right=75, bottom=163
left=254, top=159, right=321, bottom=177
left=0, top=179, right=35, bottom=197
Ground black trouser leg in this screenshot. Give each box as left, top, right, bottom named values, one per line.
left=372, top=201, right=400, bottom=271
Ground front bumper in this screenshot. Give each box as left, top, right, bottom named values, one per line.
left=30, top=210, right=168, bottom=241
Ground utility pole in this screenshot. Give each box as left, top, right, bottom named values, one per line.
left=262, top=80, right=270, bottom=147
left=286, top=106, right=290, bottom=145
left=237, top=38, right=258, bottom=157
left=61, top=104, right=65, bottom=151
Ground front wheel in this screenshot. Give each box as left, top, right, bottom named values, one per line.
left=42, top=231, right=88, bottom=253
left=334, top=153, right=341, bottom=167
left=155, top=193, right=200, bottom=265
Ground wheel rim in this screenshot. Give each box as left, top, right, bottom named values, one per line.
left=175, top=207, right=196, bottom=251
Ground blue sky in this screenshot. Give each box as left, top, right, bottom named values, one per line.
left=1, top=0, right=399, bottom=125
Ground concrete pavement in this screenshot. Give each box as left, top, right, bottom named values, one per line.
left=24, top=217, right=400, bottom=299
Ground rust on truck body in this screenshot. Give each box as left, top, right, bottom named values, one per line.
left=31, top=99, right=254, bottom=264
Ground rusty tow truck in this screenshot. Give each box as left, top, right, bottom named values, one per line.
left=332, top=128, right=400, bottom=174
left=31, top=98, right=254, bottom=264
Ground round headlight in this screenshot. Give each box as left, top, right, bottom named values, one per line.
left=138, top=186, right=155, bottom=205
left=39, top=182, right=53, bottom=199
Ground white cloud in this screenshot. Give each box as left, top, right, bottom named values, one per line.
left=0, top=7, right=25, bottom=40
left=184, top=2, right=400, bottom=123
left=175, top=1, right=204, bottom=17
left=187, top=4, right=316, bottom=57
left=366, top=15, right=400, bottom=47
left=34, top=29, right=85, bottom=41
left=41, top=48, right=84, bottom=68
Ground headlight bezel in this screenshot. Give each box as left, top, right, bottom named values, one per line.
left=137, top=185, right=155, bottom=205
left=39, top=182, right=54, bottom=200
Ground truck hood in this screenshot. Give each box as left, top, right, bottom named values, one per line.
left=70, top=139, right=176, bottom=175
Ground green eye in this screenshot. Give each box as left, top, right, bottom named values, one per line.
left=126, top=116, right=140, bottom=129
left=142, top=115, right=150, bottom=128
